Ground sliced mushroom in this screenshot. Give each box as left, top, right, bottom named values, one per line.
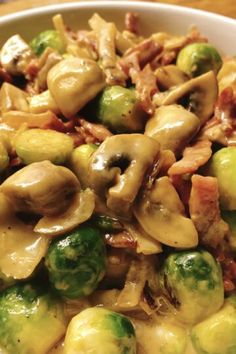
left=145, top=104, right=200, bottom=156
left=89, top=134, right=160, bottom=215
left=0, top=34, right=34, bottom=75
left=155, top=65, right=189, bottom=90
left=29, top=90, right=60, bottom=114
left=134, top=176, right=198, bottom=248
left=0, top=193, right=49, bottom=279
left=47, top=57, right=106, bottom=118
left=34, top=188, right=95, bottom=236
left=153, top=71, right=218, bottom=125
left=1, top=160, right=80, bottom=216
left=0, top=82, right=29, bottom=114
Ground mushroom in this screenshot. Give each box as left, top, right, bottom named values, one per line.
left=0, top=82, right=29, bottom=114
left=0, top=160, right=80, bottom=216
left=155, top=65, right=189, bottom=90
left=34, top=188, right=95, bottom=236
left=89, top=134, right=160, bottom=216
left=0, top=193, right=49, bottom=279
left=134, top=176, right=198, bottom=248
left=47, top=57, right=106, bottom=118
left=145, top=104, right=200, bottom=156
left=153, top=71, right=218, bottom=125
left=0, top=35, right=34, bottom=76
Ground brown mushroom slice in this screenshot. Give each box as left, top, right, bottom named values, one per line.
left=0, top=35, right=34, bottom=75
left=34, top=188, right=95, bottom=236
left=145, top=105, right=200, bottom=156
left=0, top=193, right=49, bottom=279
left=89, top=134, right=160, bottom=215
left=155, top=65, right=189, bottom=89
left=1, top=160, right=80, bottom=216
left=0, top=82, right=29, bottom=114
left=153, top=71, right=218, bottom=125
left=134, top=176, right=198, bottom=248
left=47, top=57, right=106, bottom=118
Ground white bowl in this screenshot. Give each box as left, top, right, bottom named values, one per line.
left=0, top=1, right=236, bottom=55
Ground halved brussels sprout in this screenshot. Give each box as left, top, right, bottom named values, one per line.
left=0, top=283, right=66, bottom=354
left=64, top=307, right=136, bottom=354
left=15, top=128, right=74, bottom=165
left=93, top=86, right=146, bottom=133
left=45, top=226, right=106, bottom=298
left=177, top=43, right=222, bottom=77
left=160, top=249, right=224, bottom=324
left=207, top=147, right=236, bottom=210
left=191, top=296, right=236, bottom=354
left=30, top=30, right=65, bottom=56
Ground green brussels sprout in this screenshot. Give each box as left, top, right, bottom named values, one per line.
left=15, top=128, right=74, bottom=165
left=69, top=143, right=98, bottom=188
left=0, top=283, right=66, bottom=354
left=208, top=147, right=236, bottom=210
left=45, top=226, right=106, bottom=299
left=157, top=321, right=187, bottom=354
left=160, top=249, right=224, bottom=324
left=222, top=210, right=236, bottom=251
left=30, top=30, right=65, bottom=56
left=64, top=307, right=136, bottom=354
left=93, top=86, right=146, bottom=133
left=191, top=296, right=236, bottom=354
left=177, top=43, right=222, bottom=77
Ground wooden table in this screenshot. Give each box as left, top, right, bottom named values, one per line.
left=0, top=0, right=236, bottom=19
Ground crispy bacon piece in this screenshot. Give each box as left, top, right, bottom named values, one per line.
left=78, top=118, right=112, bottom=141
left=214, top=248, right=236, bottom=292
left=201, top=87, right=236, bottom=146
left=125, top=12, right=139, bottom=34
left=105, top=231, right=137, bottom=249
left=168, top=140, right=212, bottom=176
left=189, top=174, right=229, bottom=248
left=131, top=64, right=158, bottom=114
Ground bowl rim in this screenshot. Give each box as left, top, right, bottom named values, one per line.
left=0, top=0, right=236, bottom=26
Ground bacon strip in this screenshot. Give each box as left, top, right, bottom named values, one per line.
left=168, top=140, right=212, bottom=176
left=189, top=174, right=229, bottom=248
left=125, top=12, right=139, bottom=34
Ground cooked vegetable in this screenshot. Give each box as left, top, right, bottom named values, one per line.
left=0, top=142, right=9, bottom=172
left=208, top=147, right=236, bottom=210
left=69, top=144, right=98, bottom=188
left=177, top=43, right=222, bottom=77
left=30, top=30, right=65, bottom=56
left=222, top=211, right=236, bottom=251
left=134, top=176, right=198, bottom=248
left=0, top=283, right=66, bottom=354
left=0, top=82, right=29, bottom=114
left=1, top=160, right=80, bottom=216
left=15, top=128, right=74, bottom=165
left=93, top=86, right=146, bottom=133
left=64, top=307, right=136, bottom=354
left=45, top=226, right=106, bottom=298
left=0, top=34, right=34, bottom=75
left=89, top=133, right=160, bottom=215
left=47, top=57, right=106, bottom=118
left=191, top=296, right=236, bottom=354
left=145, top=104, right=200, bottom=155
left=160, top=249, right=224, bottom=324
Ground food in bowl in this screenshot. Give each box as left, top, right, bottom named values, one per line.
left=0, top=7, right=236, bottom=354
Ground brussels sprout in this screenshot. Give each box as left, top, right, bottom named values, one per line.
left=208, top=147, right=236, bottom=210
left=222, top=211, right=236, bottom=251
left=191, top=296, right=236, bottom=354
left=177, top=43, right=222, bottom=77
left=45, top=226, right=106, bottom=298
left=91, top=214, right=123, bottom=232
left=69, top=144, right=98, bottom=188
left=93, top=86, right=146, bottom=133
left=64, top=307, right=136, bottom=354
left=0, top=283, right=66, bottom=354
left=15, top=128, right=74, bottom=165
left=160, top=249, right=224, bottom=324
left=30, top=30, right=65, bottom=56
